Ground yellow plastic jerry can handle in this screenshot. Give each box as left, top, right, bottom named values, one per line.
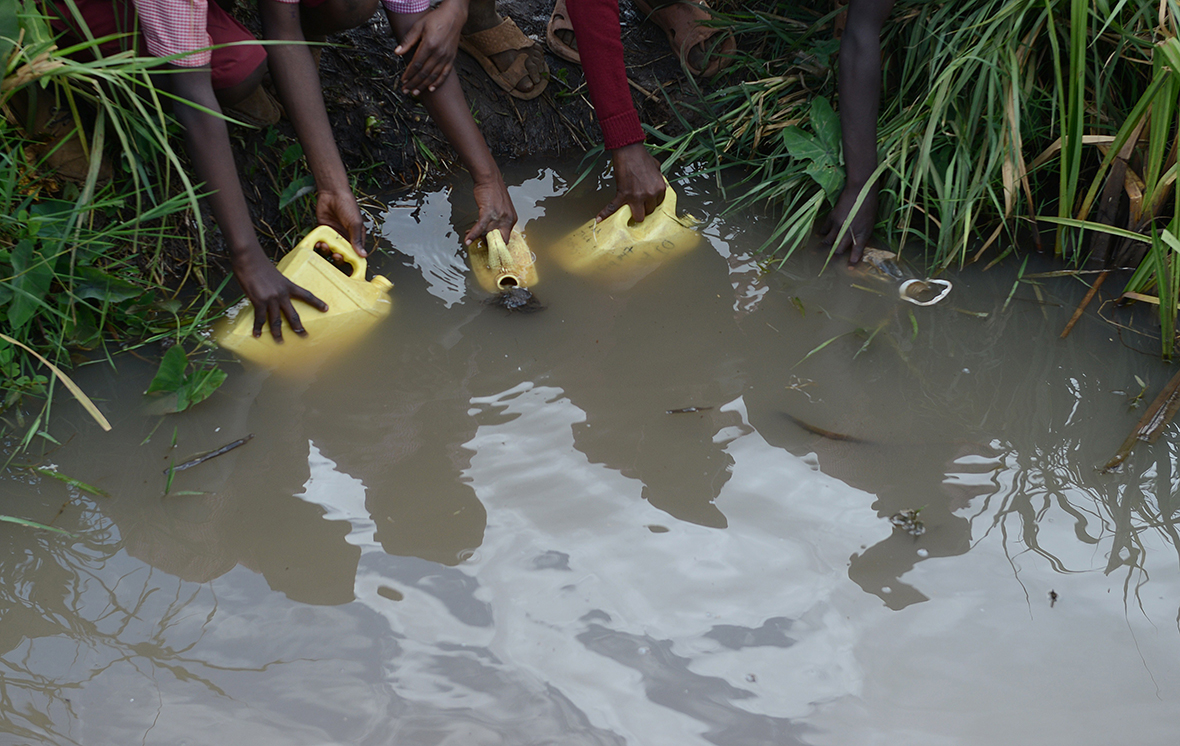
left=291, top=225, right=368, bottom=278
left=604, top=183, right=679, bottom=228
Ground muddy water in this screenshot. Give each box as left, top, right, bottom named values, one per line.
left=3, top=163, right=1180, bottom=745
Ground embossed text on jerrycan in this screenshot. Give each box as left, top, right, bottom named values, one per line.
left=215, top=226, right=393, bottom=369
left=552, top=184, right=700, bottom=289
left=467, top=228, right=537, bottom=293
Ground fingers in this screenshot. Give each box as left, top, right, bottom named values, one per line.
left=290, top=284, right=328, bottom=313
left=279, top=298, right=306, bottom=337
left=251, top=301, right=266, bottom=339
left=629, top=197, right=649, bottom=223
left=848, top=241, right=865, bottom=266
left=596, top=196, right=624, bottom=223
left=348, top=219, right=367, bottom=258
left=465, top=214, right=492, bottom=246
left=394, top=22, right=423, bottom=57
left=400, top=36, right=453, bottom=94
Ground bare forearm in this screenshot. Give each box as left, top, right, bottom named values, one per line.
left=169, top=71, right=264, bottom=264
left=417, top=75, right=500, bottom=183
left=387, top=9, right=499, bottom=183
left=259, top=1, right=350, bottom=194
left=839, top=0, right=893, bottom=187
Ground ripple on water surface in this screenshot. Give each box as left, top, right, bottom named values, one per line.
left=3, top=163, right=1179, bottom=745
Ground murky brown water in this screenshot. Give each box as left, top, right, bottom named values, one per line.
left=4, top=163, right=1180, bottom=745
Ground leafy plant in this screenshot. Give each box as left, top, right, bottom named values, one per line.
left=659, top=0, right=1180, bottom=348
left=143, top=345, right=227, bottom=414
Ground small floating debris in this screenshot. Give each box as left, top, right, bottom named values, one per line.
left=857, top=247, right=952, bottom=306
left=166, top=434, right=253, bottom=474
left=485, top=286, right=544, bottom=313
left=666, top=406, right=712, bottom=414
left=899, top=278, right=953, bottom=306
left=1049, top=590, right=1059, bottom=607
left=782, top=412, right=866, bottom=443
left=890, top=508, right=926, bottom=536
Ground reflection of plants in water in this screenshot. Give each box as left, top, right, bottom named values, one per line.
left=970, top=441, right=1180, bottom=619
left=0, top=498, right=277, bottom=742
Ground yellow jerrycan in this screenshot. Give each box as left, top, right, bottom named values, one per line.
left=467, top=228, right=538, bottom=293
left=552, top=184, right=700, bottom=289
left=215, top=226, right=393, bottom=369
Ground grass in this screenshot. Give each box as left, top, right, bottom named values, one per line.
left=1, top=0, right=225, bottom=465
left=659, top=0, right=1180, bottom=353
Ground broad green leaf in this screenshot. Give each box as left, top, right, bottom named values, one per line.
left=0, top=0, right=18, bottom=73
left=279, top=174, right=316, bottom=211
left=145, top=345, right=188, bottom=395
left=279, top=143, right=304, bottom=170
left=781, top=127, right=828, bottom=164
left=72, top=266, right=142, bottom=302
left=810, top=97, right=842, bottom=157
left=177, top=365, right=227, bottom=411
left=805, top=161, right=844, bottom=203
left=7, top=239, right=54, bottom=330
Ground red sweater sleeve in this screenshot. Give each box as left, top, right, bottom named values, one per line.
left=565, top=0, right=645, bottom=150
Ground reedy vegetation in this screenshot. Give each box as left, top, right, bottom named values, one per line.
left=1, top=0, right=220, bottom=455
left=659, top=0, right=1180, bottom=354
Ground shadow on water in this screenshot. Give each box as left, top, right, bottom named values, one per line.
left=3, top=162, right=1180, bottom=742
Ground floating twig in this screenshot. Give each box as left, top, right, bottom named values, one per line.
left=1060, top=270, right=1108, bottom=339
left=166, top=435, right=254, bottom=474
left=1102, top=369, right=1180, bottom=472
left=782, top=412, right=866, bottom=443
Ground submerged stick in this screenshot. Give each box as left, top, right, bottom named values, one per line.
left=1059, top=270, right=1108, bottom=339
left=782, top=412, right=867, bottom=443
left=1102, top=370, right=1180, bottom=472
left=166, top=435, right=254, bottom=474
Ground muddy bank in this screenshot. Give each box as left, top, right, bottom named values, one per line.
left=232, top=0, right=718, bottom=252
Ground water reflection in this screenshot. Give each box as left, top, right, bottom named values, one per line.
left=2, top=163, right=1179, bottom=742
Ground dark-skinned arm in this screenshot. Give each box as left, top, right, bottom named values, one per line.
left=388, top=8, right=516, bottom=244
left=820, top=0, right=894, bottom=264
left=167, top=67, right=327, bottom=341
left=565, top=0, right=665, bottom=222
left=258, top=0, right=367, bottom=258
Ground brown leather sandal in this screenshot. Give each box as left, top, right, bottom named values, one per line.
left=634, top=0, right=736, bottom=78
left=459, top=17, right=549, bottom=100
left=545, top=0, right=581, bottom=65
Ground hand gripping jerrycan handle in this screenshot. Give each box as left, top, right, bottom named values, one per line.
left=214, top=225, right=393, bottom=369
left=605, top=181, right=679, bottom=228
left=292, top=225, right=370, bottom=280
left=553, top=183, right=701, bottom=287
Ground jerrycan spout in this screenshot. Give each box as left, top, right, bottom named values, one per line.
left=469, top=228, right=538, bottom=294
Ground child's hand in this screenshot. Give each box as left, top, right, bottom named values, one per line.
left=395, top=0, right=467, bottom=96
left=232, top=250, right=327, bottom=341
left=315, top=189, right=368, bottom=261
left=464, top=178, right=517, bottom=245
left=601, top=143, right=666, bottom=223
left=818, top=182, right=879, bottom=265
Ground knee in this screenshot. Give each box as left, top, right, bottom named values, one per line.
left=215, top=56, right=268, bottom=107
left=304, top=0, right=381, bottom=36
